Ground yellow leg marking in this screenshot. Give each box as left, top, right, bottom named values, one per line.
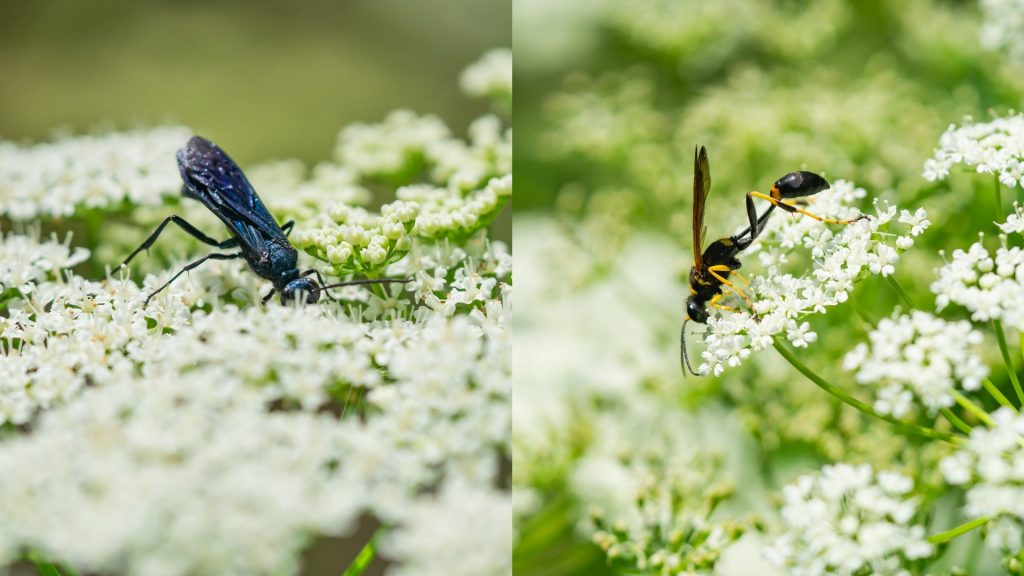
left=731, top=271, right=750, bottom=286
left=749, top=191, right=864, bottom=225
left=707, top=264, right=755, bottom=310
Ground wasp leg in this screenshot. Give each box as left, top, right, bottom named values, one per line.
left=707, top=264, right=757, bottom=312
left=708, top=293, right=738, bottom=312
left=123, top=216, right=238, bottom=267
left=748, top=191, right=867, bottom=226
left=282, top=220, right=295, bottom=236
left=730, top=270, right=750, bottom=286
left=261, top=288, right=276, bottom=305
left=143, top=252, right=241, bottom=308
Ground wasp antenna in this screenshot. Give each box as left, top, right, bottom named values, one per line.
left=681, top=319, right=699, bottom=377
left=316, top=277, right=412, bottom=293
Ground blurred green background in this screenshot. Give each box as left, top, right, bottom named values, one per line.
left=0, top=0, right=509, bottom=165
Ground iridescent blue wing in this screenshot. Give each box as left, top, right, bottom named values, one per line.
left=176, top=136, right=287, bottom=252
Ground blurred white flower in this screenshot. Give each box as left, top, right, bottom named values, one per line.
left=459, top=48, right=512, bottom=105
left=0, top=376, right=362, bottom=576
left=384, top=480, right=512, bottom=576
left=764, top=463, right=934, bottom=575
left=336, top=109, right=451, bottom=179
left=979, top=0, right=1024, bottom=63
left=923, top=113, right=1024, bottom=188
left=843, top=311, right=988, bottom=417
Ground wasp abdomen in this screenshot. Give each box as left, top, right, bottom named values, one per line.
left=773, top=171, right=830, bottom=199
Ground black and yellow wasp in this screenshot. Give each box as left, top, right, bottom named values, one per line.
left=681, top=146, right=866, bottom=375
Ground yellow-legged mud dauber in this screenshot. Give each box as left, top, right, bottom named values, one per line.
left=681, top=146, right=867, bottom=376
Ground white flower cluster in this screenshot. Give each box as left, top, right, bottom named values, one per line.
left=941, top=407, right=1024, bottom=553
left=699, top=181, right=928, bottom=376
left=764, top=463, right=934, bottom=576
left=980, top=0, right=1024, bottom=64
left=0, top=126, right=191, bottom=219
left=459, top=48, right=512, bottom=106
left=398, top=174, right=512, bottom=239
left=0, top=247, right=510, bottom=574
left=387, top=238, right=511, bottom=316
left=384, top=480, right=513, bottom=576
left=923, top=113, right=1024, bottom=189
left=931, top=228, right=1024, bottom=331
left=289, top=198, right=419, bottom=273
left=428, top=115, right=512, bottom=191
left=843, top=311, right=988, bottom=417
left=0, top=230, right=89, bottom=292
left=336, top=110, right=511, bottom=192
left=0, top=268, right=198, bottom=426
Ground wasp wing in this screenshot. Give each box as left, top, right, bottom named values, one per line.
left=692, top=145, right=711, bottom=270
left=176, top=136, right=286, bottom=253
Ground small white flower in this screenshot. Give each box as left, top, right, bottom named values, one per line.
left=923, top=113, right=1024, bottom=189
left=941, top=408, right=1024, bottom=553
left=932, top=233, right=1024, bottom=330
left=765, top=463, right=933, bottom=575
left=844, top=311, right=988, bottom=416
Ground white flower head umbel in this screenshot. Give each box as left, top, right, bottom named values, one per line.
left=922, top=113, right=1024, bottom=189
left=941, top=407, right=1024, bottom=554
left=764, top=463, right=934, bottom=576
left=697, top=181, right=928, bottom=376
left=931, top=220, right=1024, bottom=331
left=843, top=311, right=988, bottom=417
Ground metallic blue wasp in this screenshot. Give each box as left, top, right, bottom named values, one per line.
left=122, top=136, right=408, bottom=306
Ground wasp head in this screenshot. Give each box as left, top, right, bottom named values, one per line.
left=685, top=296, right=709, bottom=324
left=281, top=277, right=321, bottom=305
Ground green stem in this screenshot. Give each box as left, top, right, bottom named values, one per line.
left=927, top=515, right=992, bottom=545
left=952, top=390, right=994, bottom=427
left=994, top=174, right=1003, bottom=220
left=994, top=320, right=1024, bottom=406
left=341, top=528, right=381, bottom=576
left=940, top=407, right=972, bottom=434
left=773, top=340, right=958, bottom=445
left=885, top=275, right=918, bottom=310
left=983, top=378, right=1015, bottom=410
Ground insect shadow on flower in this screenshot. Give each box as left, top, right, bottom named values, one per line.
left=681, top=145, right=868, bottom=376
left=121, top=136, right=409, bottom=307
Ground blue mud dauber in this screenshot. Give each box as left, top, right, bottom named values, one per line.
left=122, top=136, right=409, bottom=306
left=681, top=146, right=867, bottom=376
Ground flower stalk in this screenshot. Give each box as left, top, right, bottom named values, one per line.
left=773, top=339, right=959, bottom=444
left=994, top=320, right=1024, bottom=405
